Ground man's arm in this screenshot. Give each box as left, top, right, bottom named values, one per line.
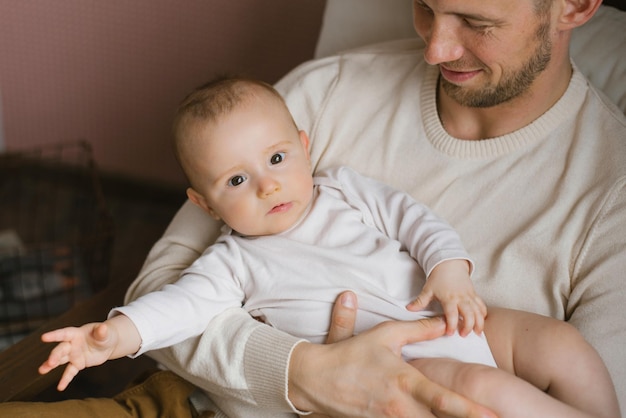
left=124, top=201, right=216, bottom=300
left=567, top=179, right=626, bottom=411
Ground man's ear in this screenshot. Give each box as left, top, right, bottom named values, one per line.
left=557, top=0, right=602, bottom=31
left=186, top=187, right=221, bottom=220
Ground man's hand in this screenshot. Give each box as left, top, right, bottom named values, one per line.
left=289, top=291, right=496, bottom=418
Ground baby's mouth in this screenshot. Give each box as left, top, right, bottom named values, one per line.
left=268, top=202, right=293, bottom=214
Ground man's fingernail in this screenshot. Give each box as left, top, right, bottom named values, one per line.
left=341, top=292, right=356, bottom=309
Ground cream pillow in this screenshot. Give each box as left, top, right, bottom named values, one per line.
left=570, top=5, right=626, bottom=112
left=315, top=1, right=626, bottom=114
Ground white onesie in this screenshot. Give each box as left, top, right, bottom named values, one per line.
left=114, top=166, right=496, bottom=367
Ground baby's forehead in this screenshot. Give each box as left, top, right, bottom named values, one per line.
left=181, top=83, right=292, bottom=147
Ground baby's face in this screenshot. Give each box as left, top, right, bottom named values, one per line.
left=187, top=98, right=313, bottom=236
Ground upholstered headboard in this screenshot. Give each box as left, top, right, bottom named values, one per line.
left=315, top=1, right=626, bottom=114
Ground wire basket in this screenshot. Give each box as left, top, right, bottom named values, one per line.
left=0, top=141, right=114, bottom=350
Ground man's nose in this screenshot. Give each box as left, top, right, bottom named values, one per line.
left=423, top=19, right=464, bottom=65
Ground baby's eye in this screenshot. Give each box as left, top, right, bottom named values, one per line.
left=270, top=152, right=285, bottom=165
left=228, top=175, right=247, bottom=187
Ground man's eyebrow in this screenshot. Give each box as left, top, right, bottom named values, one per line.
left=454, top=11, right=504, bottom=24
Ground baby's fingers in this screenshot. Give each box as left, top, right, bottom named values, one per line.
left=458, top=297, right=488, bottom=336
left=38, top=341, right=72, bottom=375
left=442, top=303, right=460, bottom=336
left=41, top=327, right=78, bottom=344
left=472, top=308, right=485, bottom=335
left=458, top=303, right=476, bottom=337
left=38, top=358, right=57, bottom=376
left=471, top=297, right=487, bottom=334
left=406, top=289, right=434, bottom=312
left=57, top=363, right=80, bottom=391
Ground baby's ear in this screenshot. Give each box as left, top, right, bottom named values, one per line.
left=186, top=188, right=221, bottom=220
left=299, top=130, right=311, bottom=160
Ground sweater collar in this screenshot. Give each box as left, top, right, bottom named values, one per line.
left=421, top=62, right=588, bottom=158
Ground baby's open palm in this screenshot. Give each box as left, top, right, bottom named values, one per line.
left=39, top=323, right=118, bottom=391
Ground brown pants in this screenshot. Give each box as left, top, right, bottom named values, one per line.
left=0, top=370, right=214, bottom=418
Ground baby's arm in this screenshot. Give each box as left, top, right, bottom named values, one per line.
left=407, top=259, right=487, bottom=337
left=333, top=169, right=486, bottom=338
left=39, top=314, right=141, bottom=391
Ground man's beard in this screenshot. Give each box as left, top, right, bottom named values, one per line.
left=441, top=20, right=552, bottom=108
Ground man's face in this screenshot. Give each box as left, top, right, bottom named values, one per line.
left=412, top=0, right=553, bottom=108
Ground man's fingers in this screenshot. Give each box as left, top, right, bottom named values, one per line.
left=407, top=365, right=497, bottom=418
left=324, top=295, right=495, bottom=417
left=411, top=377, right=497, bottom=418
left=326, top=291, right=357, bottom=344
left=366, top=317, right=448, bottom=350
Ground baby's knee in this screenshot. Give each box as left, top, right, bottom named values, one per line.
left=448, top=363, right=505, bottom=399
left=411, top=358, right=507, bottom=400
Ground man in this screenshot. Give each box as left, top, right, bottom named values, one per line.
left=4, top=0, right=624, bottom=417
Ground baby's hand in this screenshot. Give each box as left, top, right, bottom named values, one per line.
left=39, top=322, right=116, bottom=391
left=406, top=259, right=486, bottom=336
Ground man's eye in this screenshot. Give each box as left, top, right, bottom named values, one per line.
left=270, top=152, right=285, bottom=165
left=228, top=175, right=247, bottom=187
left=465, top=19, right=491, bottom=31
left=414, top=0, right=433, bottom=14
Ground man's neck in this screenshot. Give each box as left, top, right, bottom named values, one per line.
left=437, top=60, right=573, bottom=141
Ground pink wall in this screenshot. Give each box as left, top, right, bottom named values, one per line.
left=0, top=1, right=325, bottom=187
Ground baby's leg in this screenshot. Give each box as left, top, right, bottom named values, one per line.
left=409, top=357, right=593, bottom=418
left=484, top=307, right=619, bottom=418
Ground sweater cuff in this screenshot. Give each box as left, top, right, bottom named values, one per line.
left=244, top=325, right=308, bottom=413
